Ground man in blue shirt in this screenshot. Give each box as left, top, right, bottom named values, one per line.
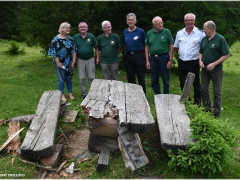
left=122, top=13, right=146, bottom=94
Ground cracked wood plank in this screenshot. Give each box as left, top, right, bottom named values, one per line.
left=19, top=90, right=61, bottom=161
left=154, top=94, right=191, bottom=154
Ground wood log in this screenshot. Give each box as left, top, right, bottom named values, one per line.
left=118, top=125, right=149, bottom=171
left=125, top=83, right=155, bottom=133
left=88, top=134, right=119, bottom=153
left=19, top=90, right=62, bottom=161
left=154, top=94, right=192, bottom=154
left=97, top=149, right=110, bottom=172
left=88, top=117, right=118, bottom=138
left=180, top=72, right=195, bottom=102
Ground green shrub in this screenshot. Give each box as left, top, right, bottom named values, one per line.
left=167, top=102, right=239, bottom=178
left=6, top=41, right=25, bottom=54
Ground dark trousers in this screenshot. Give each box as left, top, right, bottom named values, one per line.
left=125, top=52, right=146, bottom=94
left=201, top=68, right=223, bottom=116
left=178, top=59, right=201, bottom=104
left=149, top=54, right=170, bottom=94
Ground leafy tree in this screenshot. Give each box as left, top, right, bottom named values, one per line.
left=12, top=1, right=240, bottom=55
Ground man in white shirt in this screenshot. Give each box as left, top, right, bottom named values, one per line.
left=174, top=13, right=205, bottom=105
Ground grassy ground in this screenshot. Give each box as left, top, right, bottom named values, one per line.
left=0, top=39, right=239, bottom=178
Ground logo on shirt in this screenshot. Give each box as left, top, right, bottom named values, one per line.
left=193, top=40, right=196, bottom=45
left=87, top=38, right=91, bottom=42
left=111, top=41, right=115, bottom=45
left=211, top=44, right=215, bottom=48
left=162, top=36, right=164, bottom=39
left=134, top=36, right=138, bottom=40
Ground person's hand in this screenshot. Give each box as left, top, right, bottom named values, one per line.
left=167, top=60, right=172, bottom=69
left=56, top=61, right=62, bottom=68
left=199, top=60, right=205, bottom=68
left=71, top=62, right=75, bottom=69
left=146, top=60, right=150, bottom=69
left=96, top=58, right=100, bottom=64
left=206, top=62, right=216, bottom=71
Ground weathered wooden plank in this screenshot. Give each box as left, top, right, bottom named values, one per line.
left=88, top=134, right=119, bottom=153
left=19, top=90, right=62, bottom=160
left=125, top=83, right=155, bottom=133
left=96, top=149, right=110, bottom=172
left=117, top=125, right=149, bottom=171
left=82, top=79, right=154, bottom=133
left=81, top=79, right=111, bottom=119
left=88, top=117, right=118, bottom=138
left=154, top=94, right=191, bottom=154
left=180, top=72, right=195, bottom=102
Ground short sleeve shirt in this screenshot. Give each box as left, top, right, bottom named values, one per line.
left=122, top=27, right=145, bottom=52
left=48, top=35, right=76, bottom=67
left=174, top=26, right=205, bottom=61
left=200, top=33, right=230, bottom=69
left=97, top=33, right=121, bottom=64
left=73, top=32, right=97, bottom=59
left=146, top=28, right=174, bottom=55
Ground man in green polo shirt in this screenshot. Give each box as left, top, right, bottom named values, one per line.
left=145, top=16, right=174, bottom=94
left=96, top=20, right=122, bottom=80
left=199, top=21, right=230, bottom=118
left=74, top=22, right=98, bottom=99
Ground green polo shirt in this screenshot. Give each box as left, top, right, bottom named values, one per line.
left=200, top=33, right=230, bottom=69
left=97, top=33, right=121, bottom=64
left=146, top=28, right=174, bottom=55
left=73, top=32, right=97, bottom=59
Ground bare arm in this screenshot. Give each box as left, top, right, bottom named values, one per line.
left=145, top=45, right=150, bottom=69
left=96, top=49, right=100, bottom=64
left=167, top=44, right=174, bottom=69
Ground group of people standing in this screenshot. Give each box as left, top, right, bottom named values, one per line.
left=48, top=12, right=230, bottom=118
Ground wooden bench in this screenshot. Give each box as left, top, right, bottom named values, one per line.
left=19, top=90, right=61, bottom=161
left=154, top=72, right=195, bottom=154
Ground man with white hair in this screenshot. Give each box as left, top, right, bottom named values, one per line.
left=96, top=20, right=122, bottom=80
left=145, top=16, right=174, bottom=94
left=174, top=13, right=205, bottom=105
left=199, top=20, right=230, bottom=118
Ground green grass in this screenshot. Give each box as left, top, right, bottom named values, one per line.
left=0, top=39, right=239, bottom=178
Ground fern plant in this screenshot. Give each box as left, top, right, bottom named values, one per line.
left=167, top=102, right=239, bottom=178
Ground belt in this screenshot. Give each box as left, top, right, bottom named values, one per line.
left=126, top=50, right=144, bottom=54
left=150, top=53, right=168, bottom=57
left=81, top=57, right=93, bottom=60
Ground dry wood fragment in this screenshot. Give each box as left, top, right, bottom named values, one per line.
left=59, top=127, right=68, bottom=141
left=0, top=128, right=24, bottom=152
left=8, top=121, right=21, bottom=154
left=90, top=153, right=99, bottom=164
left=78, top=158, right=89, bottom=164
left=0, top=118, right=10, bottom=126
left=21, top=159, right=56, bottom=171
left=41, top=170, right=48, bottom=179
left=10, top=114, right=35, bottom=124
left=56, top=160, right=67, bottom=174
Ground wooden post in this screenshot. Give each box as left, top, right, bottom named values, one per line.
left=180, top=72, right=195, bottom=102
left=97, top=149, right=110, bottom=172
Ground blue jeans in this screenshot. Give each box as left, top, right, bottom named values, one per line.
left=149, top=54, right=170, bottom=94
left=54, top=62, right=73, bottom=94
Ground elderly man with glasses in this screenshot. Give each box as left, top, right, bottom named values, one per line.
left=96, top=20, right=122, bottom=80
left=73, top=22, right=98, bottom=99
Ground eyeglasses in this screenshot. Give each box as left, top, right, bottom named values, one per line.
left=63, top=27, right=71, bottom=29
left=104, top=26, right=112, bottom=29
left=185, top=19, right=195, bottom=22
left=79, top=26, right=87, bottom=28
